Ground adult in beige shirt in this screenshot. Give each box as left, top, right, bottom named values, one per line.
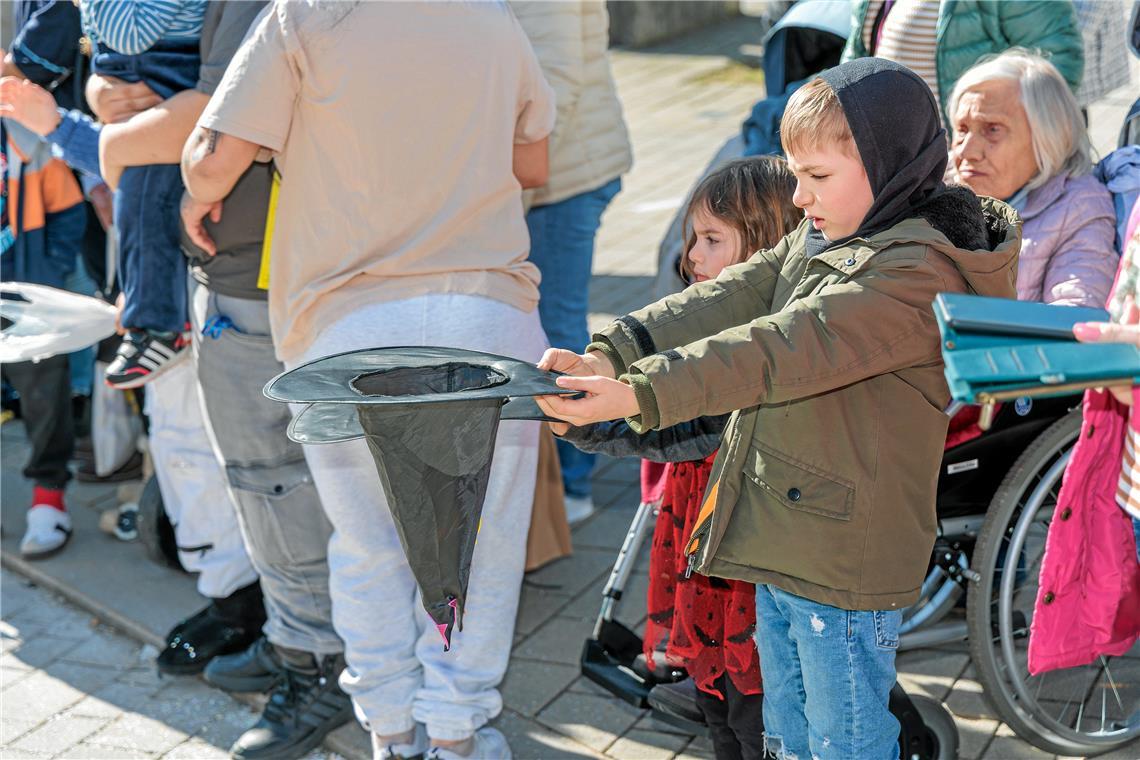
left=180, top=3, right=555, bottom=759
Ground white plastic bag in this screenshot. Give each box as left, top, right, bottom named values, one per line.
left=91, top=360, right=143, bottom=477
left=0, top=282, right=118, bottom=363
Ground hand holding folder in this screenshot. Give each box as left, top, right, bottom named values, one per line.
left=934, top=293, right=1140, bottom=427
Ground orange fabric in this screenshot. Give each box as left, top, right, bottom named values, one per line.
left=6, top=151, right=84, bottom=237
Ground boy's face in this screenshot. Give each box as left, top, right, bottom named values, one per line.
left=787, top=140, right=873, bottom=241
left=686, top=206, right=743, bottom=282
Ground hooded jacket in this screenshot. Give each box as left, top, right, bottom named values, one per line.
left=842, top=0, right=1083, bottom=120
left=587, top=59, right=1020, bottom=610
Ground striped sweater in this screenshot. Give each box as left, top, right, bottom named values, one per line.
left=80, top=0, right=207, bottom=56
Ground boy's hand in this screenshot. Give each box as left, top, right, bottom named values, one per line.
left=537, top=348, right=615, bottom=379
left=535, top=375, right=639, bottom=428
left=0, top=77, right=61, bottom=135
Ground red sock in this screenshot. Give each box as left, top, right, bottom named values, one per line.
left=32, top=486, right=66, bottom=512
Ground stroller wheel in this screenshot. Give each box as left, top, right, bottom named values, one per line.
left=137, top=475, right=185, bottom=572
left=906, top=695, right=959, bottom=760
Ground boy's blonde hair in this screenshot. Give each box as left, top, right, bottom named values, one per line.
left=680, top=156, right=800, bottom=282
left=780, top=77, right=855, bottom=157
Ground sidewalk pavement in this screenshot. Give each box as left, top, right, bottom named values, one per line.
left=4, top=12, right=1140, bottom=760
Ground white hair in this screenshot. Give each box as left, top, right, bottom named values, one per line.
left=948, top=48, right=1091, bottom=190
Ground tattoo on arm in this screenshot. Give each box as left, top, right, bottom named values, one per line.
left=189, top=128, right=220, bottom=165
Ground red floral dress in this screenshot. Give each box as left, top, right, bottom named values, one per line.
left=643, top=453, right=762, bottom=698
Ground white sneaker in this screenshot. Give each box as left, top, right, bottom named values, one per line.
left=20, top=505, right=72, bottom=558
left=427, top=727, right=511, bottom=760
left=564, top=494, right=596, bottom=526
left=373, top=724, right=428, bottom=760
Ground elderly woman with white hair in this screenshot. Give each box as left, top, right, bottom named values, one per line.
left=949, top=48, right=1117, bottom=307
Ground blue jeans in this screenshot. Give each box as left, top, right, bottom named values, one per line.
left=93, top=40, right=199, bottom=100
left=526, top=178, right=622, bottom=498
left=755, top=585, right=901, bottom=760
left=115, top=163, right=187, bottom=334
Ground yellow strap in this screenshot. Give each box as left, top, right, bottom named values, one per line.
left=257, top=170, right=282, bottom=291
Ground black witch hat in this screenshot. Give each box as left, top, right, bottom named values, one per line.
left=264, top=346, right=576, bottom=649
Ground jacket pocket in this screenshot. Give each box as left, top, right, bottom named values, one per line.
left=744, top=445, right=855, bottom=521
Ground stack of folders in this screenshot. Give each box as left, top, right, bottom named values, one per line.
left=934, top=293, right=1140, bottom=427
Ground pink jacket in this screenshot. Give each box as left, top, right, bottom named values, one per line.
left=1016, top=173, right=1118, bottom=308
left=1028, top=205, right=1140, bottom=675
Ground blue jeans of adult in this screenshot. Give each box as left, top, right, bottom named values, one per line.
left=754, top=584, right=902, bottom=760
left=526, top=178, right=622, bottom=498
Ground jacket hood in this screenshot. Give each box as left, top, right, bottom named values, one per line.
left=807, top=58, right=948, bottom=256
left=872, top=184, right=1021, bottom=298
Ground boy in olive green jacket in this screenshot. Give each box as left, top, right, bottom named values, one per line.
left=538, top=59, right=1019, bottom=759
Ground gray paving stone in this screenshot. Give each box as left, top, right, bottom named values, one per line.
left=85, top=713, right=194, bottom=755
left=514, top=616, right=597, bottom=667
left=515, top=583, right=573, bottom=638
left=61, top=630, right=146, bottom=669
left=981, top=734, right=1057, bottom=759
left=66, top=743, right=154, bottom=759
left=945, top=674, right=1000, bottom=722
left=160, top=738, right=233, bottom=759
left=525, top=549, right=617, bottom=599
left=607, top=728, right=690, bottom=759
left=953, top=715, right=1001, bottom=760
left=675, top=736, right=717, bottom=760
left=42, top=660, right=121, bottom=695
left=0, top=749, right=51, bottom=760
left=10, top=715, right=108, bottom=756
left=569, top=507, right=642, bottom=552
left=1, top=670, right=88, bottom=722
left=1, top=635, right=88, bottom=671
left=634, top=713, right=698, bottom=738
left=494, top=710, right=603, bottom=760
left=536, top=690, right=643, bottom=753
left=190, top=704, right=259, bottom=749
left=0, top=719, right=37, bottom=746
left=73, top=681, right=165, bottom=718
left=500, top=658, right=579, bottom=716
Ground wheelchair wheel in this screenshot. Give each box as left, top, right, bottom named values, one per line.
left=967, top=410, right=1140, bottom=756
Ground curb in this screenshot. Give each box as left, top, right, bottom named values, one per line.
left=1, top=552, right=368, bottom=760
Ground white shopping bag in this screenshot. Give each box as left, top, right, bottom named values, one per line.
left=0, top=282, right=117, bottom=363
left=91, top=360, right=143, bottom=476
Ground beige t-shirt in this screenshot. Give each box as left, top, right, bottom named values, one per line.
left=199, top=1, right=556, bottom=363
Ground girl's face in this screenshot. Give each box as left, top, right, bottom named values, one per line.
left=686, top=206, right=743, bottom=282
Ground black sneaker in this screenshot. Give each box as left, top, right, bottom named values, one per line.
left=229, top=649, right=353, bottom=760
left=105, top=328, right=189, bottom=389
left=157, top=582, right=266, bottom=676
left=204, top=636, right=284, bottom=693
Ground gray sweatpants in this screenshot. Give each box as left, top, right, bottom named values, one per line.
left=190, top=282, right=341, bottom=655
left=288, top=294, right=543, bottom=741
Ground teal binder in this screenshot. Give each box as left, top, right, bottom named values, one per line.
left=934, top=293, right=1140, bottom=413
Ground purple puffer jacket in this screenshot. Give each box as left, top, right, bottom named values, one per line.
left=1016, top=173, right=1118, bottom=307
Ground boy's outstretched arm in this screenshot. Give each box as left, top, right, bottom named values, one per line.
left=589, top=229, right=795, bottom=377
left=621, top=260, right=951, bottom=432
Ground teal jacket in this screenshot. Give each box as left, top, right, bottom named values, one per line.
left=842, top=0, right=1084, bottom=119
